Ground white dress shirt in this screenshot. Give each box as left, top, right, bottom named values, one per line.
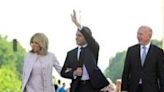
left=77, top=44, right=90, bottom=80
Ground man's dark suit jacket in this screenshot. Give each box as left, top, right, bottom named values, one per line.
left=121, top=44, right=164, bottom=92
left=61, top=27, right=109, bottom=91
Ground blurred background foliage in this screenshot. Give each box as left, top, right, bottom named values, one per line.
left=0, top=35, right=26, bottom=92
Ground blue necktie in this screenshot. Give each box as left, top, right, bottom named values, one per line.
left=141, top=46, right=146, bottom=66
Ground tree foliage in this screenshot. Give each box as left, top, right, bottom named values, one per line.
left=104, top=51, right=126, bottom=82
left=0, top=35, right=26, bottom=91
left=0, top=35, right=26, bottom=78
left=0, top=66, right=21, bottom=92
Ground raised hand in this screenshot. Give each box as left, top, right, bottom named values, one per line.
left=71, top=9, right=81, bottom=28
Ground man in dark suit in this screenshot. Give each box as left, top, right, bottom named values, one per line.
left=61, top=10, right=109, bottom=92
left=121, top=25, right=164, bottom=92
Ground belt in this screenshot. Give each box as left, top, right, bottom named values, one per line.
left=79, top=80, right=90, bottom=85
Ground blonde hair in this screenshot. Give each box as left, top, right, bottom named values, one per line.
left=30, top=33, right=49, bottom=55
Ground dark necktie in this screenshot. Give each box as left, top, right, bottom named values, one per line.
left=78, top=47, right=84, bottom=67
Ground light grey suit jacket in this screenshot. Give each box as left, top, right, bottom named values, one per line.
left=21, top=52, right=61, bottom=92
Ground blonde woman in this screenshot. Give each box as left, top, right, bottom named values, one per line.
left=21, top=33, right=62, bottom=92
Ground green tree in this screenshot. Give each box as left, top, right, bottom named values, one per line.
left=0, top=35, right=26, bottom=91
left=13, top=41, right=26, bottom=79
left=151, top=39, right=162, bottom=48
left=0, top=35, right=26, bottom=78
left=104, top=51, right=126, bottom=82
left=0, top=66, right=21, bottom=92
left=0, top=36, right=16, bottom=67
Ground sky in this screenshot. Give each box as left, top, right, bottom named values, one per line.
left=0, top=0, right=163, bottom=73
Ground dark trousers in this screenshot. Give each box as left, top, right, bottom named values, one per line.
left=136, top=84, right=142, bottom=92
left=75, top=80, right=99, bottom=92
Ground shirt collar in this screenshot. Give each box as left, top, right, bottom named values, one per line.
left=78, top=44, right=88, bottom=49
left=140, top=42, right=151, bottom=49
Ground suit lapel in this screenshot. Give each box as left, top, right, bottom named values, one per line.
left=22, top=53, right=38, bottom=92
left=135, top=45, right=143, bottom=67
left=72, top=48, right=79, bottom=67
left=142, top=45, right=153, bottom=67
left=27, top=53, right=38, bottom=74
